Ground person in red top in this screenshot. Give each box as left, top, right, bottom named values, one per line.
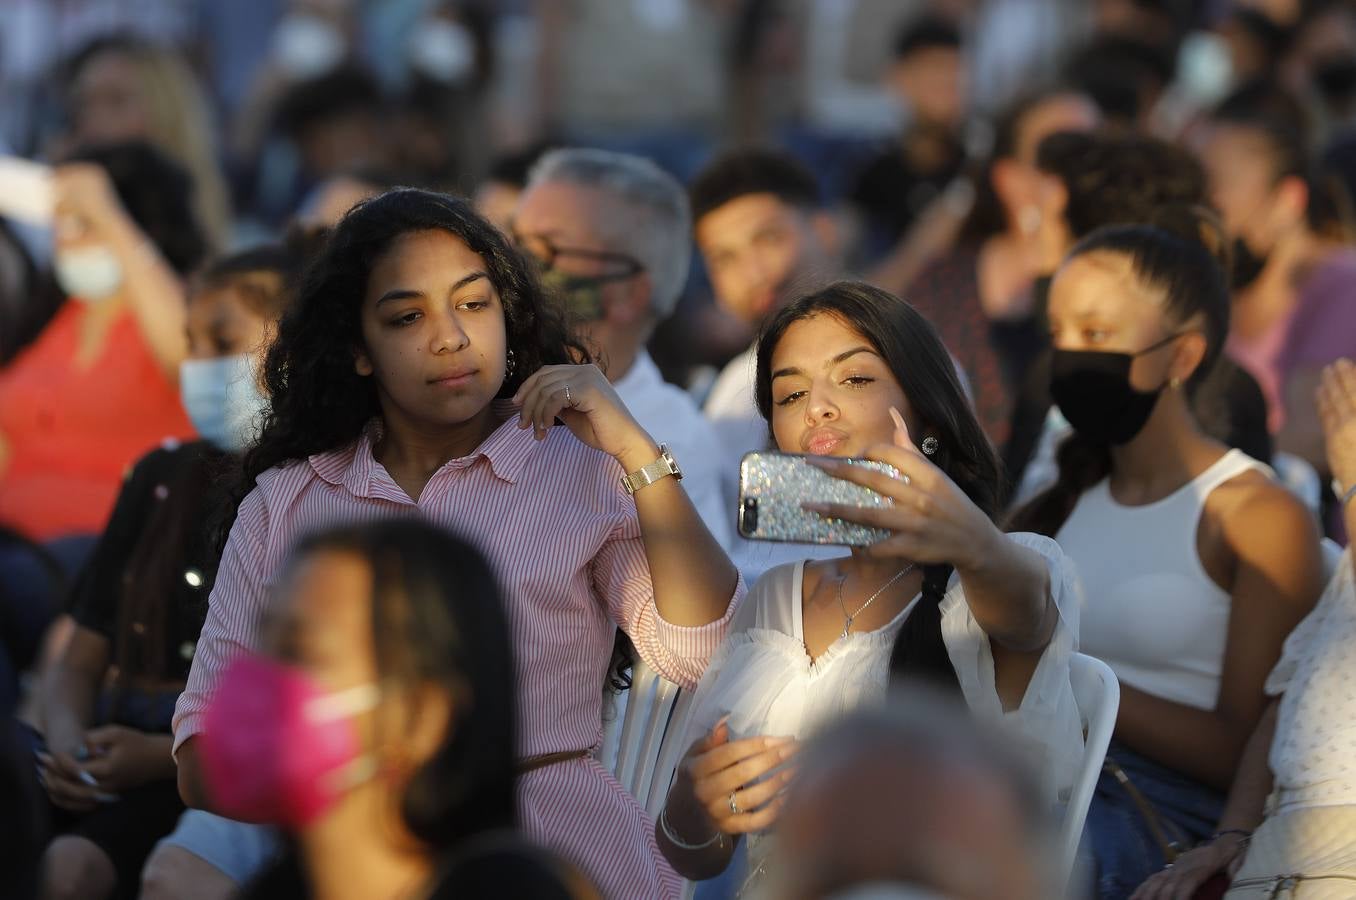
left=0, top=142, right=205, bottom=673
left=0, top=143, right=205, bottom=544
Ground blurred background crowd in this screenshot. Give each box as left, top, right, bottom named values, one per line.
left=1, top=0, right=1351, bottom=390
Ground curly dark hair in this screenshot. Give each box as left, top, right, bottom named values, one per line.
left=1035, top=131, right=1209, bottom=242
left=239, top=188, right=588, bottom=496
left=227, top=189, right=635, bottom=691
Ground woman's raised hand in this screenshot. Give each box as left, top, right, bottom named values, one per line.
left=804, top=407, right=999, bottom=571
left=681, top=718, right=798, bottom=836
left=511, top=363, right=655, bottom=466
left=52, top=163, right=130, bottom=239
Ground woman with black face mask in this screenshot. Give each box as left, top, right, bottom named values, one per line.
left=1009, top=216, right=1327, bottom=900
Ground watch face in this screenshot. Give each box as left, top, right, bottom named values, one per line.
left=662, top=447, right=682, bottom=478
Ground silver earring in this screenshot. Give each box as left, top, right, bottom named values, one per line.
left=921, top=436, right=939, bottom=456
left=506, top=349, right=516, bottom=377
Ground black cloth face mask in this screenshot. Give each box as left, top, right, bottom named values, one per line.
left=1049, top=333, right=1183, bottom=445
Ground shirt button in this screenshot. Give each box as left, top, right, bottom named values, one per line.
left=132, top=622, right=146, bottom=635
left=154, top=484, right=169, bottom=500
left=179, top=641, right=196, bottom=660
left=184, top=568, right=204, bottom=588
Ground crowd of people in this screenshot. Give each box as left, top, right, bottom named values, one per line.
left=3, top=1, right=1356, bottom=898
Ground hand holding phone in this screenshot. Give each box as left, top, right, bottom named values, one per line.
left=737, top=451, right=898, bottom=546
left=0, top=157, right=54, bottom=226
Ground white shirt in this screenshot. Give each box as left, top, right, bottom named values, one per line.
left=683, top=533, right=1085, bottom=886
left=1266, top=549, right=1356, bottom=814
left=615, top=350, right=733, bottom=550
left=703, top=344, right=767, bottom=484
left=1058, top=450, right=1272, bottom=710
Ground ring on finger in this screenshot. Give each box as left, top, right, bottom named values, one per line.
left=729, top=792, right=740, bottom=815
left=563, top=384, right=572, bottom=406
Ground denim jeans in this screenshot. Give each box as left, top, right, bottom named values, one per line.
left=1087, top=741, right=1226, bottom=900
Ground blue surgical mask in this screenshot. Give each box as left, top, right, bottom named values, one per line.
left=180, top=354, right=269, bottom=453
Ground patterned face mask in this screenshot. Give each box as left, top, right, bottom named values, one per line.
left=515, top=233, right=645, bottom=322
left=538, top=268, right=638, bottom=321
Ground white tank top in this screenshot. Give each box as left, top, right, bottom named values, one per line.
left=1057, top=449, right=1272, bottom=711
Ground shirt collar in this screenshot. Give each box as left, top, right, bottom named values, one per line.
left=309, top=401, right=536, bottom=496
left=614, top=350, right=662, bottom=395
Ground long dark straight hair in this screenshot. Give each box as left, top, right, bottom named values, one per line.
left=288, top=520, right=517, bottom=848
left=754, top=281, right=1003, bottom=690
left=1007, top=216, right=1231, bottom=538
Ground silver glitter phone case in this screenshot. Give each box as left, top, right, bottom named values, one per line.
left=737, top=452, right=897, bottom=546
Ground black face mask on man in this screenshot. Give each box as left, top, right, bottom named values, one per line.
left=1049, top=333, right=1184, bottom=445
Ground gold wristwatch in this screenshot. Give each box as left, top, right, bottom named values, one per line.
left=621, top=444, right=683, bottom=495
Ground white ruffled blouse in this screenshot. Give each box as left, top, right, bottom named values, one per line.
left=682, top=532, right=1085, bottom=887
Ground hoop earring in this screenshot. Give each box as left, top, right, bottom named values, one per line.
left=921, top=436, right=939, bottom=456
left=506, top=349, right=516, bottom=377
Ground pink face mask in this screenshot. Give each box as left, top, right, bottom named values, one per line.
left=200, top=654, right=380, bottom=829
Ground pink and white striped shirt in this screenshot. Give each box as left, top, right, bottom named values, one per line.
left=173, top=405, right=743, bottom=898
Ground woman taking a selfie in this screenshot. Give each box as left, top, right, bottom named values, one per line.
left=656, top=281, right=1083, bottom=894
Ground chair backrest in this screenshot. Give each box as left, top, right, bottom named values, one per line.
left=598, top=659, right=683, bottom=806
left=1273, top=451, right=1323, bottom=518
left=1058, top=653, right=1120, bottom=896
left=1321, top=537, right=1344, bottom=584
left=646, top=687, right=699, bottom=819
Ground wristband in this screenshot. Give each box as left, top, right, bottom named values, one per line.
left=1210, top=829, right=1252, bottom=844
left=659, top=805, right=726, bottom=851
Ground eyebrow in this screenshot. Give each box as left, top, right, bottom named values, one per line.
left=771, top=346, right=876, bottom=380
left=375, top=271, right=488, bottom=306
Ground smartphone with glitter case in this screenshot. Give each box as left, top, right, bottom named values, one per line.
left=737, top=451, right=897, bottom=546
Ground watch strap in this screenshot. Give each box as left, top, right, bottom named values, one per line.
left=621, top=444, right=681, bottom=495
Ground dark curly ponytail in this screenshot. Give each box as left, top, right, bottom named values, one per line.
left=755, top=282, right=1004, bottom=693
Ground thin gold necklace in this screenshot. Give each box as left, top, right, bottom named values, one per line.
left=835, top=563, right=917, bottom=639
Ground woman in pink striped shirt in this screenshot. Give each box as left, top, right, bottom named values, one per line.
left=170, top=189, right=742, bottom=899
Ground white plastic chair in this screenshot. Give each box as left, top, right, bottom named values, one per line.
left=645, top=688, right=700, bottom=819
left=1058, top=653, right=1121, bottom=897
left=1321, top=537, right=1344, bottom=583
left=1273, top=451, right=1323, bottom=519
left=597, top=659, right=683, bottom=806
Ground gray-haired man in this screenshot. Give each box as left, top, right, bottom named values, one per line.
left=513, top=148, right=731, bottom=549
